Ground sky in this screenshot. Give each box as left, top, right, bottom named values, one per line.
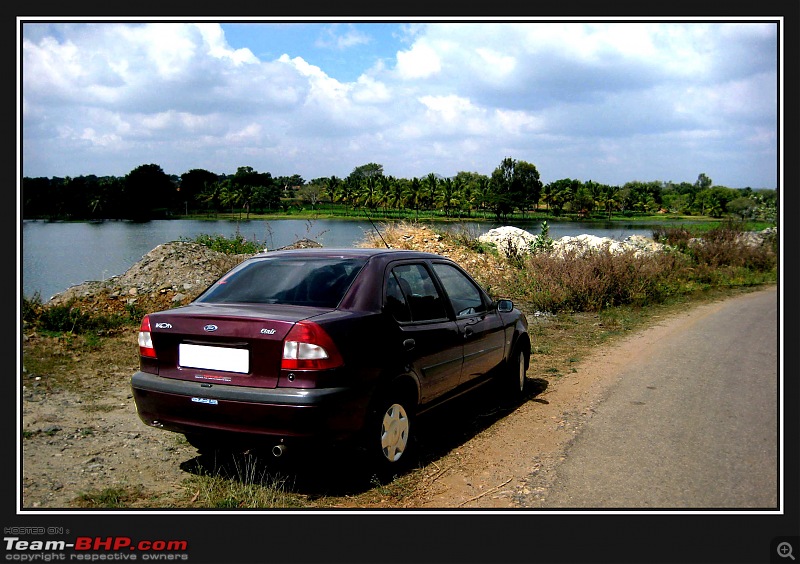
left=19, top=18, right=781, bottom=189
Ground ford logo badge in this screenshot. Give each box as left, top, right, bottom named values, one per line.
left=203, top=324, right=218, bottom=332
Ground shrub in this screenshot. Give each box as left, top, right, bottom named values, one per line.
left=686, top=223, right=778, bottom=272
left=22, top=295, right=139, bottom=334
left=531, top=221, right=555, bottom=254
left=185, top=231, right=264, bottom=254
left=447, top=224, right=491, bottom=254
left=22, top=293, right=44, bottom=325
left=652, top=226, right=693, bottom=251
left=499, top=221, right=776, bottom=314
left=515, top=247, right=689, bottom=313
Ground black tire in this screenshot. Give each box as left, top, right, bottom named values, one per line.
left=504, top=345, right=527, bottom=398
left=367, top=391, right=416, bottom=478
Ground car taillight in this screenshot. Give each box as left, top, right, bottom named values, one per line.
left=138, top=315, right=156, bottom=358
left=281, top=321, right=343, bottom=370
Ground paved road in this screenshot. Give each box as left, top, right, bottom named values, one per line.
left=532, top=286, right=779, bottom=509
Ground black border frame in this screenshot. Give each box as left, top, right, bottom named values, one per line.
left=12, top=4, right=796, bottom=563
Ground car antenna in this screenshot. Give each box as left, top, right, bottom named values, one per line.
left=363, top=208, right=391, bottom=249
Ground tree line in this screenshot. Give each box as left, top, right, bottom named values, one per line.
left=21, top=159, right=777, bottom=223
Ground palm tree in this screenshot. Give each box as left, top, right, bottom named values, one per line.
left=336, top=178, right=357, bottom=210
left=600, top=185, right=620, bottom=219
left=423, top=173, right=439, bottom=214
left=199, top=180, right=224, bottom=215
left=455, top=177, right=472, bottom=218
left=634, top=192, right=657, bottom=214
left=377, top=175, right=392, bottom=215
left=587, top=181, right=604, bottom=216
left=706, top=195, right=724, bottom=218
left=358, top=176, right=380, bottom=210
left=219, top=180, right=243, bottom=218
left=477, top=177, right=491, bottom=219
left=387, top=177, right=406, bottom=216
left=436, top=178, right=459, bottom=217
left=541, top=182, right=553, bottom=212
left=550, top=184, right=569, bottom=216
left=404, top=177, right=424, bottom=220
left=320, top=176, right=339, bottom=204
left=240, top=184, right=254, bottom=219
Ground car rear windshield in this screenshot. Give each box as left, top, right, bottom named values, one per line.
left=195, top=257, right=367, bottom=308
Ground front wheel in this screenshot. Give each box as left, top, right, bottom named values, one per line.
left=504, top=346, right=527, bottom=398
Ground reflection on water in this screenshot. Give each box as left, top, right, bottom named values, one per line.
left=21, top=218, right=677, bottom=300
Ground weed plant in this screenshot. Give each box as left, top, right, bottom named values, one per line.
left=22, top=294, right=144, bottom=335
left=75, top=486, right=145, bottom=509
left=180, top=453, right=304, bottom=509
left=476, top=222, right=777, bottom=314
left=182, top=231, right=264, bottom=254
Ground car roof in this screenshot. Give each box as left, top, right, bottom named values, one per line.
left=253, top=247, right=447, bottom=260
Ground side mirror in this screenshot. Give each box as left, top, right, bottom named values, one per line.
left=497, top=299, right=513, bottom=313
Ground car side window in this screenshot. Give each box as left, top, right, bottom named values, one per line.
left=432, top=262, right=487, bottom=317
left=387, top=264, right=448, bottom=322
left=385, top=272, right=411, bottom=322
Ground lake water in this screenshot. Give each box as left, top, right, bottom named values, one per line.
left=20, top=218, right=670, bottom=301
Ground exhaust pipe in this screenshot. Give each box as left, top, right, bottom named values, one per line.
left=272, top=444, right=287, bottom=458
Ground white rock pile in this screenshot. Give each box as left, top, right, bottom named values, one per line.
left=478, top=225, right=775, bottom=260
left=478, top=225, right=668, bottom=258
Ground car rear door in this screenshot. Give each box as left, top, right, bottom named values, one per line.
left=384, top=262, right=463, bottom=403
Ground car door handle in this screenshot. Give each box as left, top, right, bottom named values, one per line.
left=403, top=338, right=416, bottom=351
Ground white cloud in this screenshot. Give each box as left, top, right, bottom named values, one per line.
left=224, top=122, right=263, bottom=144
left=77, top=127, right=122, bottom=148
left=474, top=47, right=516, bottom=83
left=20, top=19, right=779, bottom=188
left=418, top=94, right=477, bottom=123
left=195, top=23, right=259, bottom=65
left=279, top=54, right=351, bottom=102
left=395, top=41, right=441, bottom=79
left=352, top=75, right=391, bottom=104
left=316, top=24, right=371, bottom=50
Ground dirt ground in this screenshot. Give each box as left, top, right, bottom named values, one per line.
left=19, top=225, right=738, bottom=510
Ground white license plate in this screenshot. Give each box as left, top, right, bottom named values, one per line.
left=179, top=344, right=249, bottom=373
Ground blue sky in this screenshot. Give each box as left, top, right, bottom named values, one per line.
left=222, top=23, right=405, bottom=83
left=19, top=18, right=781, bottom=189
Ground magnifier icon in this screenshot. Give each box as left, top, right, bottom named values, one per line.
left=778, top=542, right=796, bottom=560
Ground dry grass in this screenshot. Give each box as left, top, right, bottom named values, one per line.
left=361, top=221, right=777, bottom=315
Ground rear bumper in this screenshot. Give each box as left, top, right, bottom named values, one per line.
left=131, top=371, right=369, bottom=445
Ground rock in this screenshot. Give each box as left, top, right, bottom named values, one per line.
left=549, top=233, right=669, bottom=258
left=483, top=225, right=775, bottom=260
left=479, top=226, right=667, bottom=258
left=276, top=238, right=323, bottom=250
left=47, top=241, right=251, bottom=317
left=552, top=234, right=630, bottom=256
left=478, top=226, right=537, bottom=257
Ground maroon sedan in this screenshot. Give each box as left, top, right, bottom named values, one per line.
left=131, top=247, right=530, bottom=472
